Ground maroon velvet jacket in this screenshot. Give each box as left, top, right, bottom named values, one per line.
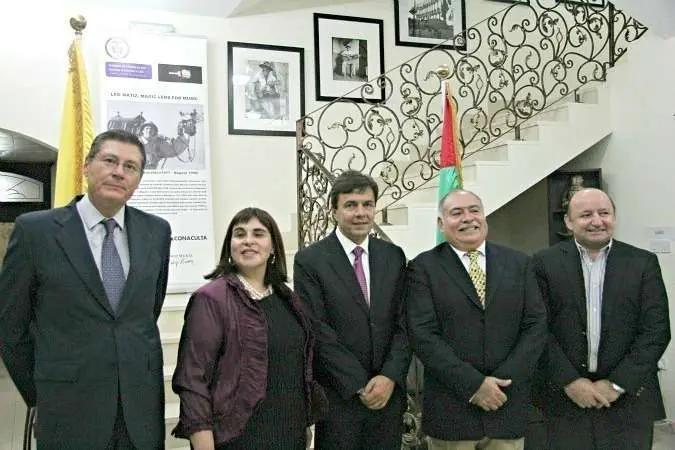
left=171, top=274, right=326, bottom=444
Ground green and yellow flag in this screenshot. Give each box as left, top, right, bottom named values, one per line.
left=437, top=80, right=463, bottom=243
left=54, top=37, right=94, bottom=207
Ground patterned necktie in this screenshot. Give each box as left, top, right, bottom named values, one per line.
left=101, top=218, right=126, bottom=312
left=467, top=250, right=486, bottom=306
left=352, top=246, right=369, bottom=304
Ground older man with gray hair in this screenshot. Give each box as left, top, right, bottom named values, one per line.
left=406, top=189, right=547, bottom=450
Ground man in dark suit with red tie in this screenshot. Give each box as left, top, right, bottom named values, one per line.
left=294, top=170, right=410, bottom=450
left=406, top=189, right=547, bottom=450
left=532, top=188, right=670, bottom=450
left=0, top=130, right=171, bottom=449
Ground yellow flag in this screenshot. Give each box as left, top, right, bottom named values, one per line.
left=54, top=38, right=94, bottom=207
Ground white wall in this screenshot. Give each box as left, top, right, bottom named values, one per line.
left=562, top=33, right=675, bottom=419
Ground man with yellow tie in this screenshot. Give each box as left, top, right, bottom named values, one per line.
left=406, top=189, right=547, bottom=450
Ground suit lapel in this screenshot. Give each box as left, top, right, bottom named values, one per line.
left=115, top=207, right=151, bottom=317
left=437, top=244, right=483, bottom=309
left=53, top=201, right=113, bottom=316
left=325, top=233, right=370, bottom=314
left=601, top=241, right=624, bottom=325
left=559, top=240, right=588, bottom=329
left=367, top=239, right=384, bottom=310
left=484, top=243, right=504, bottom=308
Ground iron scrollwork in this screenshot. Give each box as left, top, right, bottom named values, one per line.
left=296, top=0, right=646, bottom=252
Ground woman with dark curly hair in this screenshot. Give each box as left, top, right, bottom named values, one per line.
left=172, top=207, right=326, bottom=450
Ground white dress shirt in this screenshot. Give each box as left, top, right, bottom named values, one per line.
left=575, top=239, right=612, bottom=374
left=335, top=227, right=371, bottom=304
left=76, top=195, right=130, bottom=277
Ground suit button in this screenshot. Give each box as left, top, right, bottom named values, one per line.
left=581, top=363, right=587, bottom=368
left=581, top=331, right=586, bottom=336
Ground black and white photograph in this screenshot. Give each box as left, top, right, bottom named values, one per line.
left=314, top=13, right=384, bottom=102
left=394, top=0, right=467, bottom=49
left=228, top=42, right=305, bottom=136
left=556, top=0, right=606, bottom=6
left=244, top=59, right=289, bottom=120
left=332, top=38, right=368, bottom=82
left=106, top=101, right=206, bottom=171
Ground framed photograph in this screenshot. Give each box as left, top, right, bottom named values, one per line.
left=556, top=0, right=607, bottom=6
left=394, top=0, right=467, bottom=50
left=227, top=41, right=305, bottom=136
left=313, top=13, right=385, bottom=103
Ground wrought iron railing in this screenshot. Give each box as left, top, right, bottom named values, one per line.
left=296, top=0, right=646, bottom=249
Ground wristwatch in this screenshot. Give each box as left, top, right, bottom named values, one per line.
left=611, top=382, right=625, bottom=394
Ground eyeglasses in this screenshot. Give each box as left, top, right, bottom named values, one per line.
left=95, top=155, right=142, bottom=175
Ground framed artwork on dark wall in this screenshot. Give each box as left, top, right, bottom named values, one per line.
left=394, top=0, right=467, bottom=50
left=313, top=13, right=385, bottom=103
left=227, top=41, right=305, bottom=136
left=556, top=0, right=607, bottom=6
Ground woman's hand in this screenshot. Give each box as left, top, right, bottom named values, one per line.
left=190, top=430, right=215, bottom=450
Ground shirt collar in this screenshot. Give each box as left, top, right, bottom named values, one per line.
left=77, top=195, right=126, bottom=231
left=335, top=227, right=370, bottom=257
left=574, top=239, right=612, bottom=259
left=448, top=241, right=486, bottom=260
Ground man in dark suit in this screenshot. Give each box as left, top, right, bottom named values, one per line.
left=406, top=189, right=547, bottom=450
left=0, top=130, right=171, bottom=449
left=532, top=188, right=670, bottom=450
left=294, top=170, right=410, bottom=450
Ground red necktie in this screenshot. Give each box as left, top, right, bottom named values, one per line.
left=352, top=246, right=369, bottom=304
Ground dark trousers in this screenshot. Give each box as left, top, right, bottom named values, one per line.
left=106, top=399, right=136, bottom=450
left=546, top=412, right=653, bottom=450
left=524, top=406, right=548, bottom=450
left=315, top=387, right=406, bottom=450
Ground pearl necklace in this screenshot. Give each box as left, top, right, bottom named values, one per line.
left=236, top=274, right=273, bottom=300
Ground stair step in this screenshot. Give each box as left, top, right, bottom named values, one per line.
left=158, top=308, right=187, bottom=338
left=161, top=333, right=181, bottom=367
left=165, top=401, right=179, bottom=422
left=164, top=365, right=178, bottom=405
left=462, top=160, right=510, bottom=184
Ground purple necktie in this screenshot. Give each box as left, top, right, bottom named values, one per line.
left=352, top=246, right=369, bottom=304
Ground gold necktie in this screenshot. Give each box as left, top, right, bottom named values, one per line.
left=467, top=250, right=486, bottom=306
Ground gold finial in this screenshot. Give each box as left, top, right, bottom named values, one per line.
left=435, top=64, right=451, bottom=79
left=69, top=15, right=87, bottom=35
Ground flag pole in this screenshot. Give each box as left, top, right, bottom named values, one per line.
left=54, top=14, right=94, bottom=207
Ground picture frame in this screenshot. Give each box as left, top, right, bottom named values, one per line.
left=227, top=41, right=305, bottom=136
left=394, top=0, right=467, bottom=50
left=556, top=0, right=607, bottom=6
left=313, top=13, right=385, bottom=103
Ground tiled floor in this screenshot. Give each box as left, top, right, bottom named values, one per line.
left=1, top=374, right=673, bottom=450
